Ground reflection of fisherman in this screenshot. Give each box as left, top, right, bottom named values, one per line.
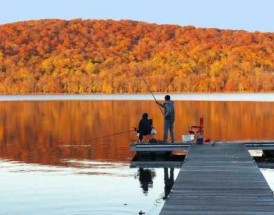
left=156, top=95, right=175, bottom=143
left=164, top=168, right=174, bottom=200
left=138, top=168, right=155, bottom=194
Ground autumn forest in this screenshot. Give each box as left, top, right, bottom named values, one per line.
left=0, top=19, right=273, bottom=94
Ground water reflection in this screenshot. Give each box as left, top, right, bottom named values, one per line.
left=132, top=152, right=182, bottom=199
left=0, top=100, right=274, bottom=166
left=164, top=168, right=174, bottom=200
left=138, top=168, right=156, bottom=194
left=136, top=167, right=176, bottom=200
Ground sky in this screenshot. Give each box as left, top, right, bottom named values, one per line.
left=0, top=0, right=274, bottom=32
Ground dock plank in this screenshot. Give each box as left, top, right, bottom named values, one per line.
left=160, top=143, right=274, bottom=214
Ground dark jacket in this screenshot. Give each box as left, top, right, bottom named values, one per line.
left=138, top=118, right=152, bottom=135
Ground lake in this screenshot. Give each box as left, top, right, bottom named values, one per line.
left=0, top=94, right=274, bottom=215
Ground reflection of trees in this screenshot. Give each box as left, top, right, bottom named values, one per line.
left=138, top=168, right=156, bottom=194
left=0, top=100, right=274, bottom=166
left=164, top=168, right=174, bottom=199
left=0, top=101, right=139, bottom=165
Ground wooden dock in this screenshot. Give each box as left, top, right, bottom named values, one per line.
left=160, top=143, right=274, bottom=215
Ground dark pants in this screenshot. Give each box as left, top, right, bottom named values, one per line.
left=164, top=119, right=174, bottom=143
left=139, top=131, right=150, bottom=141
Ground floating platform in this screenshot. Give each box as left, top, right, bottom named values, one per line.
left=130, top=142, right=189, bottom=153
left=130, top=140, right=274, bottom=154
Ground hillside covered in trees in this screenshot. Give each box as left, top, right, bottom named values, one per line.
left=0, top=19, right=273, bottom=94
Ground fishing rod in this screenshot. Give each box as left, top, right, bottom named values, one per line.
left=86, top=128, right=136, bottom=142
left=136, top=67, right=164, bottom=115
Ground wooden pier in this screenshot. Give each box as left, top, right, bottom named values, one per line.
left=159, top=143, right=274, bottom=215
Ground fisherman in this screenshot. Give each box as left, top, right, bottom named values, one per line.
left=137, top=113, right=152, bottom=142
left=156, top=95, right=175, bottom=143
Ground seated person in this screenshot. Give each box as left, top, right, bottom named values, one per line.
left=137, top=113, right=152, bottom=142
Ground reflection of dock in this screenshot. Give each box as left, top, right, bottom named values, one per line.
left=130, top=153, right=185, bottom=168
left=160, top=143, right=274, bottom=214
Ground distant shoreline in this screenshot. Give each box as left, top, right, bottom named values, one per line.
left=0, top=93, right=274, bottom=102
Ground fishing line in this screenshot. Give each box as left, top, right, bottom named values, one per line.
left=86, top=128, right=136, bottom=142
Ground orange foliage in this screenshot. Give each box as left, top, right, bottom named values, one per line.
left=0, top=19, right=274, bottom=94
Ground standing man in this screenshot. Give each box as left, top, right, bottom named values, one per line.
left=157, top=95, right=175, bottom=143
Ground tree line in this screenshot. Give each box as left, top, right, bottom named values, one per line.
left=0, top=19, right=273, bottom=94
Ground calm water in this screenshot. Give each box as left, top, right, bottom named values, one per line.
left=1, top=94, right=274, bottom=215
